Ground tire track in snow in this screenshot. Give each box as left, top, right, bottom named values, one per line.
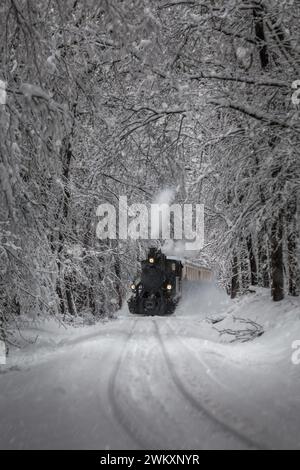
left=108, top=318, right=193, bottom=450
left=154, top=318, right=265, bottom=450
left=107, top=318, right=151, bottom=449
left=169, top=321, right=275, bottom=450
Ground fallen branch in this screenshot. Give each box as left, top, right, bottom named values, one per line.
left=214, top=316, right=264, bottom=343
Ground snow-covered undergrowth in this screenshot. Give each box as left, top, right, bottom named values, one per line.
left=0, top=315, right=124, bottom=370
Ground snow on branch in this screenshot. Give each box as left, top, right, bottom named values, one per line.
left=119, top=108, right=186, bottom=141
left=191, top=73, right=288, bottom=88
left=6, top=84, right=66, bottom=114
left=208, top=98, right=300, bottom=133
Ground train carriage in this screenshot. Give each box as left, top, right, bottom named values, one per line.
left=183, top=262, right=214, bottom=282
left=128, top=248, right=213, bottom=316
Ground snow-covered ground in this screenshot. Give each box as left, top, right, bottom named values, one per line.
left=1, top=284, right=300, bottom=449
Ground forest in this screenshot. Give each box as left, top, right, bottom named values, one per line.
left=0, top=0, right=299, bottom=341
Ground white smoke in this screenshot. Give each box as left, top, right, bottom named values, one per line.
left=161, top=239, right=200, bottom=260
left=151, top=188, right=189, bottom=259
left=153, top=188, right=175, bottom=206
left=150, top=187, right=203, bottom=260
left=151, top=188, right=176, bottom=239
left=161, top=239, right=186, bottom=258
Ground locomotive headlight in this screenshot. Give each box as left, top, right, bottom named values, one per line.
left=130, top=284, right=136, bottom=290
left=149, top=257, right=155, bottom=264
left=166, top=284, right=172, bottom=290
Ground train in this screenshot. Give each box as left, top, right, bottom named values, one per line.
left=128, top=247, right=213, bottom=316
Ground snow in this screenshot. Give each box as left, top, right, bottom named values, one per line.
left=0, top=79, right=7, bottom=105
left=0, top=340, right=5, bottom=365
left=1, top=286, right=300, bottom=449
left=19, top=83, right=52, bottom=101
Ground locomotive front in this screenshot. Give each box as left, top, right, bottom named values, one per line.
left=128, top=248, right=182, bottom=316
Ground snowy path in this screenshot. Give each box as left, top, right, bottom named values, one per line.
left=1, top=286, right=300, bottom=449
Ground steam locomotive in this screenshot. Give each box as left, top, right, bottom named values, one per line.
left=128, top=248, right=183, bottom=316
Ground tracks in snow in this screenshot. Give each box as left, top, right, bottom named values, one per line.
left=107, top=318, right=146, bottom=449
left=156, top=318, right=266, bottom=450
left=108, top=315, right=265, bottom=449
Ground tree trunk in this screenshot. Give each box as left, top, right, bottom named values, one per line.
left=88, top=286, right=96, bottom=315
left=56, top=276, right=65, bottom=316
left=258, top=232, right=270, bottom=288
left=231, top=254, right=239, bottom=299
left=271, top=212, right=284, bottom=301
left=253, top=2, right=269, bottom=69
left=114, top=254, right=123, bottom=309
left=287, top=197, right=299, bottom=296
left=240, top=244, right=250, bottom=292
left=55, top=105, right=77, bottom=315
left=65, top=274, right=77, bottom=316
left=247, top=235, right=258, bottom=286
